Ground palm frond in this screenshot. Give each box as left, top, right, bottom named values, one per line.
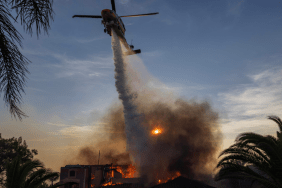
left=268, top=116, right=282, bottom=140
left=0, top=2, right=30, bottom=120
left=28, top=171, right=59, bottom=188
left=268, top=116, right=282, bottom=132
left=18, top=159, right=43, bottom=183
left=11, top=0, right=55, bottom=38
left=217, top=147, right=274, bottom=181
left=5, top=157, right=59, bottom=188
left=236, top=132, right=278, bottom=146
left=257, top=142, right=282, bottom=167
left=219, top=143, right=271, bottom=165
left=5, top=157, right=23, bottom=188
left=24, top=168, right=47, bottom=185
left=215, top=116, right=282, bottom=187
left=215, top=163, right=280, bottom=188
left=217, top=154, right=271, bottom=172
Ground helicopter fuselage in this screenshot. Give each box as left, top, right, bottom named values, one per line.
left=101, top=9, right=135, bottom=53
left=72, top=0, right=159, bottom=55
left=101, top=9, right=125, bottom=36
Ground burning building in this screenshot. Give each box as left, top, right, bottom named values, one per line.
left=151, top=176, right=216, bottom=188
left=58, top=163, right=142, bottom=188
left=61, top=35, right=223, bottom=187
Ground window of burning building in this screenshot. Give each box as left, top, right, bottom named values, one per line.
left=70, top=170, right=76, bottom=177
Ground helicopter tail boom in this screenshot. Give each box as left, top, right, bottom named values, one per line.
left=124, top=49, right=141, bottom=56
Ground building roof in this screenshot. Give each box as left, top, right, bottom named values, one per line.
left=150, top=176, right=216, bottom=188
left=100, top=183, right=143, bottom=188
left=63, top=164, right=83, bottom=168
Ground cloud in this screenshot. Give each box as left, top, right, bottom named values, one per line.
left=47, top=122, right=71, bottom=127
left=48, top=121, right=122, bottom=138
left=49, top=53, right=114, bottom=79
left=55, top=125, right=96, bottom=138
left=219, top=67, right=282, bottom=146
left=220, top=68, right=282, bottom=119
left=89, top=72, right=105, bottom=77
left=22, top=47, right=114, bottom=79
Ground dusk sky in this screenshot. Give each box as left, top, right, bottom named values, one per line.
left=1, top=0, right=282, bottom=174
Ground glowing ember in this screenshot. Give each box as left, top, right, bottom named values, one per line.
left=152, top=128, right=162, bottom=135
left=102, top=182, right=112, bottom=186
left=157, top=172, right=181, bottom=184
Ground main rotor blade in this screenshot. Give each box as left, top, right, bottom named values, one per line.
left=120, top=12, right=159, bottom=18
left=72, top=15, right=102, bottom=18
left=111, top=0, right=116, bottom=12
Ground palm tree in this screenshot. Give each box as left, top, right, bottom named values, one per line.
left=0, top=0, right=54, bottom=120
left=214, top=116, right=282, bottom=188
left=4, top=156, right=65, bottom=188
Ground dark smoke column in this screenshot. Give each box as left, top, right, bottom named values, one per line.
left=111, top=30, right=148, bottom=167
left=111, top=30, right=222, bottom=187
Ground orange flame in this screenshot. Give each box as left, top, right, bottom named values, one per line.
left=157, top=171, right=181, bottom=184
left=102, top=182, right=112, bottom=186
left=116, top=164, right=136, bottom=178
left=152, top=128, right=162, bottom=135
left=101, top=164, right=137, bottom=186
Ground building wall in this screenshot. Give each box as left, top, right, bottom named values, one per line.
left=59, top=164, right=140, bottom=188
left=59, top=166, right=88, bottom=188
left=92, top=165, right=104, bottom=187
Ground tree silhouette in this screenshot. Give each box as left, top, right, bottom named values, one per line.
left=215, top=116, right=282, bottom=188
left=0, top=133, right=38, bottom=186
left=0, top=0, right=54, bottom=120
left=4, top=157, right=64, bottom=188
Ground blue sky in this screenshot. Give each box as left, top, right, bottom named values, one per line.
left=1, top=0, right=282, bottom=173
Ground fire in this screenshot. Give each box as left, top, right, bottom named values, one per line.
left=157, top=171, right=181, bottom=184
left=102, top=182, right=112, bottom=186
left=152, top=128, right=162, bottom=135
left=125, top=164, right=136, bottom=178
left=116, top=164, right=136, bottom=178
left=101, top=164, right=137, bottom=187
left=91, top=174, right=95, bottom=188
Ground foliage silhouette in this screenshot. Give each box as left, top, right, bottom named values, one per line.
left=215, top=116, right=282, bottom=188
left=0, top=0, right=54, bottom=120
left=4, top=157, right=64, bottom=188
left=0, top=133, right=38, bottom=185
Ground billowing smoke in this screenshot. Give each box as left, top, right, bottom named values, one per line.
left=64, top=104, right=132, bottom=166
left=65, top=30, right=222, bottom=187
left=110, top=30, right=222, bottom=185
left=137, top=100, right=221, bottom=185
left=73, top=146, right=132, bottom=165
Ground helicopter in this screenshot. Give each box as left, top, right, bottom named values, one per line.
left=73, top=0, right=159, bottom=55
